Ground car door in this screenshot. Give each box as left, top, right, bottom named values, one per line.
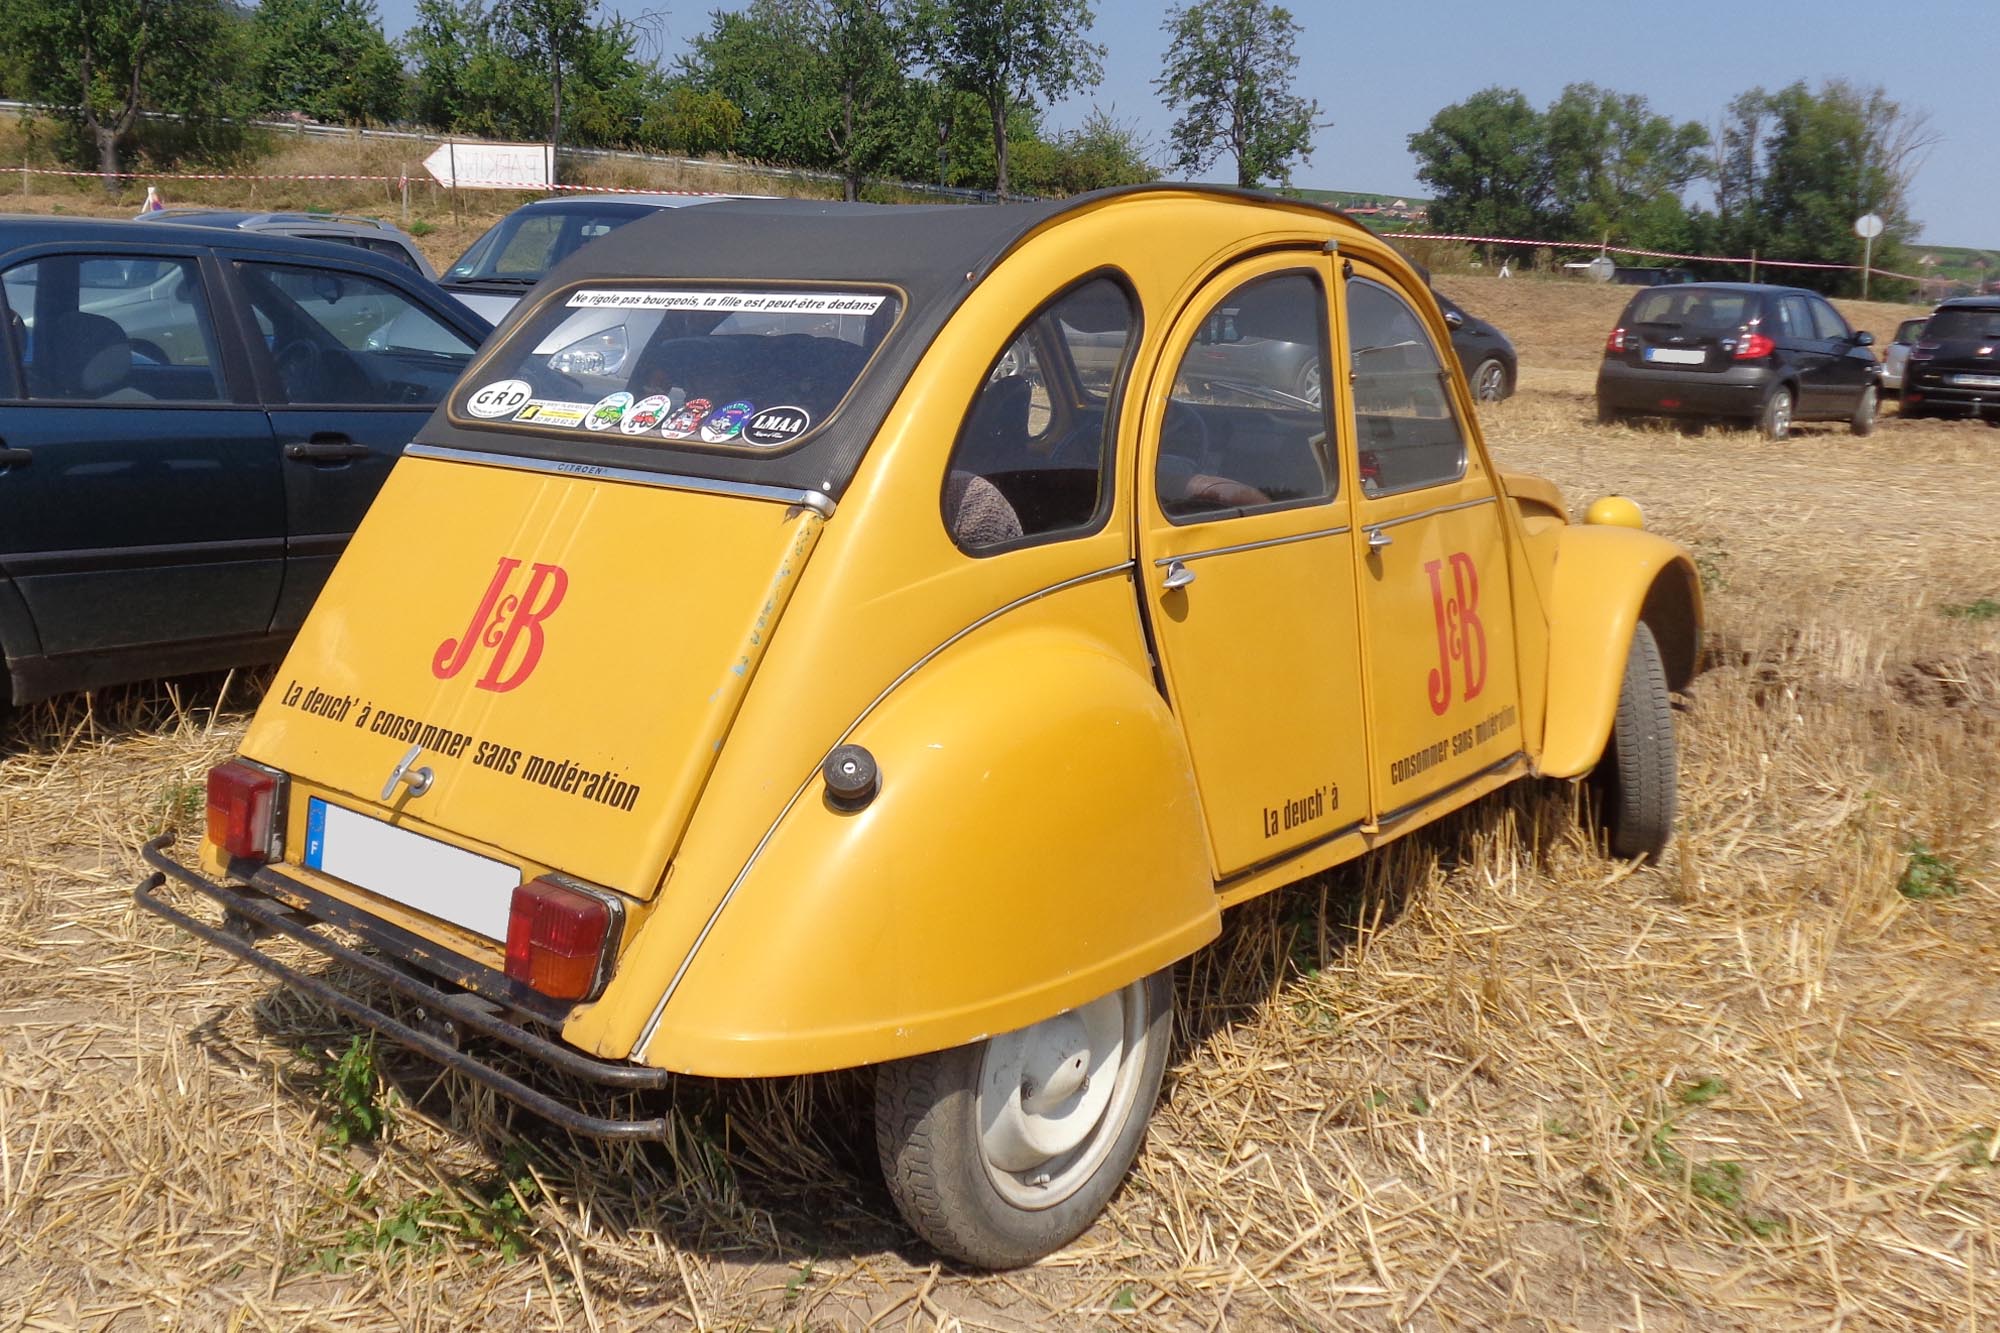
left=1138, top=254, right=1370, bottom=880
left=1809, top=296, right=1871, bottom=408
left=1342, top=262, right=1523, bottom=823
left=226, top=256, right=483, bottom=631
left=1774, top=293, right=1837, bottom=415
left=0, top=245, right=283, bottom=660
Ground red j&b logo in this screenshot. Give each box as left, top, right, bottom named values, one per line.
left=1424, top=553, right=1486, bottom=716
left=432, top=557, right=568, bottom=693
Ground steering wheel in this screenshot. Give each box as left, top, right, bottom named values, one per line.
left=274, top=339, right=324, bottom=399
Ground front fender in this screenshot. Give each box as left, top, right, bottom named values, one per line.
left=1537, top=525, right=1703, bottom=779
left=634, top=616, right=1219, bottom=1077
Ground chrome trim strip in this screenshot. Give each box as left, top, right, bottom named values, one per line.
left=633, top=560, right=1137, bottom=1059
left=1149, top=524, right=1351, bottom=566
left=402, top=443, right=838, bottom=518
left=1363, top=495, right=1495, bottom=533
left=1215, top=817, right=1368, bottom=889
left=1374, top=751, right=1526, bottom=828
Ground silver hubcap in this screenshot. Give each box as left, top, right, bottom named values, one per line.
left=977, top=980, right=1152, bottom=1210
left=1475, top=362, right=1503, bottom=400
left=1770, top=393, right=1792, bottom=436
left=1300, top=362, right=1322, bottom=408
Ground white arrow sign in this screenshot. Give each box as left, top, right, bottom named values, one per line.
left=423, top=141, right=554, bottom=190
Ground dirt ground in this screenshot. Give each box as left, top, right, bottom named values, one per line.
left=0, top=251, right=1994, bottom=1330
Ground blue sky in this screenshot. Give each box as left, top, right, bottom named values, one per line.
left=374, top=0, right=1992, bottom=250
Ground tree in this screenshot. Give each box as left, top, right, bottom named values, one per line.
left=1406, top=87, right=1551, bottom=243
left=1154, top=0, right=1318, bottom=189
left=405, top=0, right=482, bottom=131
left=815, top=0, right=904, bottom=200
left=916, top=0, right=1103, bottom=198
left=0, top=0, right=247, bottom=184
left=252, top=0, right=405, bottom=124
left=1543, top=83, right=1707, bottom=249
left=1012, top=105, right=1157, bottom=195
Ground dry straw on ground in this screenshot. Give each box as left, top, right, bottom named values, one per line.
left=0, top=269, right=1993, bottom=1330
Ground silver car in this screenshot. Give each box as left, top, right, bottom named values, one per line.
left=1880, top=316, right=1927, bottom=394
left=134, top=209, right=436, bottom=279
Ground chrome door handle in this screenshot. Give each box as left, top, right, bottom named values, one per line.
left=380, top=743, right=434, bottom=801
left=1366, top=527, right=1392, bottom=552
left=1161, top=559, right=1196, bottom=590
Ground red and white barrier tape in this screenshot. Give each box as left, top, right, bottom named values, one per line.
left=1393, top=231, right=1926, bottom=284
left=13, top=164, right=732, bottom=196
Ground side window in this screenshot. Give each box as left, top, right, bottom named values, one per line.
left=237, top=262, right=477, bottom=405
left=1810, top=298, right=1850, bottom=341
left=2, top=254, right=225, bottom=403
left=365, top=237, right=423, bottom=271
left=943, top=274, right=1137, bottom=552
left=1777, top=295, right=1814, bottom=339
left=1347, top=278, right=1466, bottom=496
left=1156, top=269, right=1335, bottom=522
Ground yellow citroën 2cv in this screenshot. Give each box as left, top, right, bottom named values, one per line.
left=141, top=188, right=1701, bottom=1267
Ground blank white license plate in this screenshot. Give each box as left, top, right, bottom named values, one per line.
left=1645, top=347, right=1705, bottom=365
left=303, top=798, right=520, bottom=940
left=1950, top=373, right=2000, bottom=388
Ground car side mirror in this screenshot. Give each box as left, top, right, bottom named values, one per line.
left=1854, top=330, right=1875, bottom=347
left=1442, top=308, right=1464, bottom=329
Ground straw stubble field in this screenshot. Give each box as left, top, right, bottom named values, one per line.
left=0, top=271, right=1994, bottom=1330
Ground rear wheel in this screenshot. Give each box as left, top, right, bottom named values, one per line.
left=1595, top=399, right=1621, bottom=426
left=1759, top=386, right=1794, bottom=440
left=875, top=969, right=1172, bottom=1268
left=1850, top=385, right=1878, bottom=436
left=1594, top=621, right=1678, bottom=862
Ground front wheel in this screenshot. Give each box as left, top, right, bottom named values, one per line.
left=1759, top=385, right=1794, bottom=440
left=1850, top=385, right=1878, bottom=436
left=875, top=969, right=1173, bottom=1268
left=1593, top=621, right=1678, bottom=862
left=1470, top=357, right=1509, bottom=403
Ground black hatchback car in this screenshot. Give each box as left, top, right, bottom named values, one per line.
left=1596, top=282, right=1879, bottom=438
left=1901, top=297, right=2000, bottom=424
left=0, top=218, right=490, bottom=714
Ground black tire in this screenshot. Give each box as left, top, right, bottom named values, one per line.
left=1596, top=621, right=1678, bottom=862
left=1595, top=399, right=1620, bottom=426
left=1759, top=385, right=1794, bottom=440
left=875, top=968, right=1173, bottom=1268
left=1850, top=385, right=1878, bottom=437
left=1470, top=357, right=1509, bottom=403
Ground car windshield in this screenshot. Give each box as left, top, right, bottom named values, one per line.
left=1926, top=309, right=2000, bottom=340
left=445, top=205, right=652, bottom=284
left=1627, top=290, right=1752, bottom=332
left=454, top=283, right=900, bottom=454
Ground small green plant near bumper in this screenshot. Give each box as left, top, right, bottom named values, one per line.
left=1899, top=845, right=1963, bottom=900
left=1940, top=598, right=2000, bottom=621
left=319, top=1034, right=388, bottom=1146
left=152, top=778, right=205, bottom=835
left=312, top=1156, right=542, bottom=1271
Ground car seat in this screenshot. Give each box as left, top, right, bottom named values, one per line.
left=39, top=312, right=133, bottom=400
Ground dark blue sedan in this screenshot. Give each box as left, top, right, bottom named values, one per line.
left=0, top=218, right=490, bottom=714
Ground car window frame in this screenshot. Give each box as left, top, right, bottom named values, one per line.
left=941, top=267, right=1142, bottom=557
left=218, top=248, right=487, bottom=411
left=0, top=242, right=258, bottom=409
left=1808, top=296, right=1851, bottom=342
left=1344, top=274, right=1469, bottom=499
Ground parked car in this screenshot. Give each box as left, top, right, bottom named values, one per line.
left=134, top=209, right=437, bottom=279
left=140, top=189, right=1701, bottom=1269
left=1880, top=316, right=1928, bottom=394
left=0, top=218, right=490, bottom=713
left=1596, top=282, right=1880, bottom=438
left=440, top=193, right=739, bottom=322
left=1437, top=293, right=1516, bottom=401
left=1900, top=297, right=2000, bottom=424
left=1613, top=266, right=1698, bottom=287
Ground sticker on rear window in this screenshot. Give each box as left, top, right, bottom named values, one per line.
left=466, top=379, right=533, bottom=418
left=620, top=393, right=672, bottom=434
left=586, top=392, right=634, bottom=431
left=700, top=400, right=756, bottom=443
left=564, top=289, right=886, bottom=316
left=660, top=397, right=711, bottom=439
left=740, top=405, right=812, bottom=447
left=513, top=399, right=592, bottom=427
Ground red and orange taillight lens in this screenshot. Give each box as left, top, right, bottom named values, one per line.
left=1733, top=332, right=1775, bottom=361
left=205, top=759, right=287, bottom=862
left=504, top=876, right=621, bottom=1001
left=1605, top=327, right=1628, bottom=353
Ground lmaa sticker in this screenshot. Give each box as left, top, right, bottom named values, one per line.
left=512, top=399, right=592, bottom=427
left=466, top=378, right=533, bottom=419
left=621, top=393, right=673, bottom=435
left=699, top=400, right=755, bottom=443
left=741, top=405, right=812, bottom=447
left=660, top=397, right=711, bottom=439
left=586, top=391, right=634, bottom=432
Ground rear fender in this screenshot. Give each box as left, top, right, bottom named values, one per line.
left=1536, top=525, right=1702, bottom=779
left=627, top=617, right=1220, bottom=1077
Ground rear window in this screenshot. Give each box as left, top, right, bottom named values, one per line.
left=453, top=283, right=901, bottom=451
left=1928, top=308, right=2000, bottom=340
left=446, top=205, right=650, bottom=284
left=1627, top=289, right=1755, bottom=332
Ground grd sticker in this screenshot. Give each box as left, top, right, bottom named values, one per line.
left=699, top=399, right=756, bottom=443
left=586, top=391, right=634, bottom=432
left=659, top=396, right=711, bottom=440
left=466, top=379, right=534, bottom=419
left=512, top=399, right=592, bottom=427
left=620, top=393, right=672, bottom=435
left=740, top=404, right=812, bottom=447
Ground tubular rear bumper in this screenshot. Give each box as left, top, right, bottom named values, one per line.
left=135, top=835, right=673, bottom=1140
